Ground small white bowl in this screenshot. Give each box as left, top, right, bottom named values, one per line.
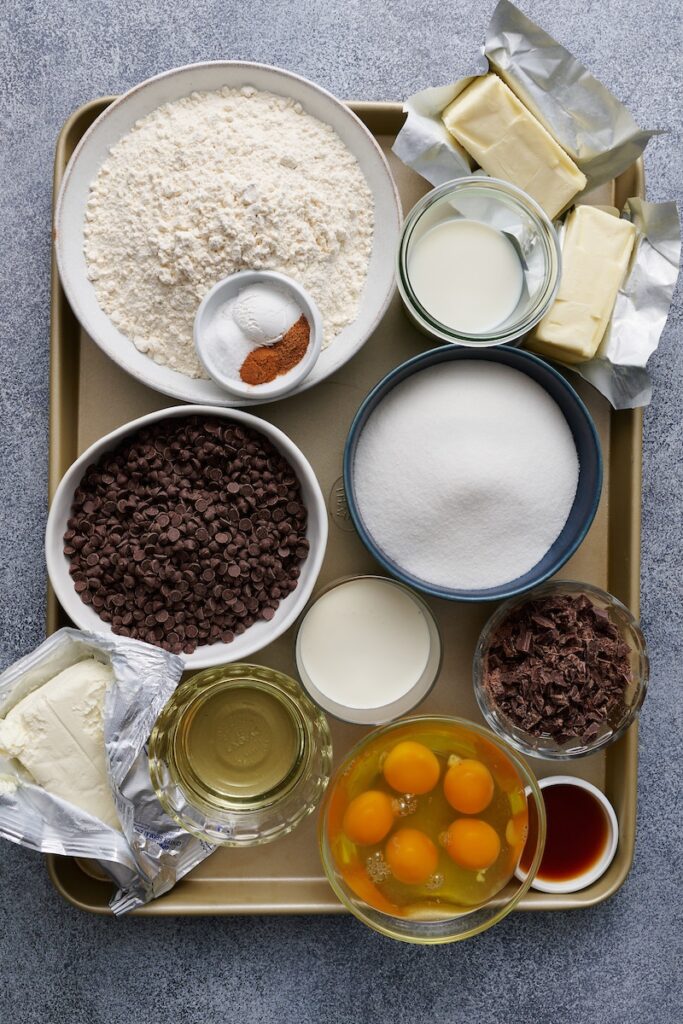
left=194, top=270, right=323, bottom=402
left=515, top=776, right=619, bottom=893
left=45, top=405, right=328, bottom=670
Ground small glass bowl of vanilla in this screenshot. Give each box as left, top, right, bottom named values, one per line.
left=397, top=177, right=561, bottom=347
left=149, top=663, right=332, bottom=845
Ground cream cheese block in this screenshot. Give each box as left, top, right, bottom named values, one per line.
left=527, top=205, right=637, bottom=363
left=0, top=658, right=119, bottom=829
left=441, top=74, right=587, bottom=219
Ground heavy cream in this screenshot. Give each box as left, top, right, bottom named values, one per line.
left=296, top=577, right=440, bottom=724
left=408, top=219, right=524, bottom=334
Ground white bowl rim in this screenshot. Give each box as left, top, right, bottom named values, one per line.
left=193, top=270, right=323, bottom=399
left=515, top=775, right=619, bottom=893
left=45, top=405, right=328, bottom=670
left=54, top=60, right=402, bottom=408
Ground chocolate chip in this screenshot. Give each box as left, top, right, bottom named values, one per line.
left=63, top=416, right=308, bottom=654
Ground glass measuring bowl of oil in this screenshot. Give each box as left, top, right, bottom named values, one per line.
left=150, top=664, right=332, bottom=845
left=319, top=716, right=546, bottom=943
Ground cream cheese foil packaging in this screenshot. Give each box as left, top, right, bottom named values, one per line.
left=392, top=0, right=681, bottom=408
left=0, top=629, right=214, bottom=915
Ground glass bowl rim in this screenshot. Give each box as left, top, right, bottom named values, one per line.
left=149, top=661, right=333, bottom=844
left=397, top=176, right=562, bottom=345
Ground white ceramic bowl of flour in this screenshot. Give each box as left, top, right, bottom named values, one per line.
left=55, top=62, right=401, bottom=407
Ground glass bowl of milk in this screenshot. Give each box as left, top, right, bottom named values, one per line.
left=397, top=178, right=561, bottom=346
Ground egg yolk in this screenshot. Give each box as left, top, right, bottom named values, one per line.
left=383, top=741, right=440, bottom=795
left=385, top=827, right=439, bottom=885
left=343, top=790, right=395, bottom=845
left=445, top=818, right=501, bottom=871
left=443, top=758, right=494, bottom=814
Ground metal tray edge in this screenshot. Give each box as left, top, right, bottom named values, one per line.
left=45, top=96, right=644, bottom=917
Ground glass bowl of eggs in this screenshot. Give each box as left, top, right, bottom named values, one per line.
left=318, top=716, right=546, bottom=943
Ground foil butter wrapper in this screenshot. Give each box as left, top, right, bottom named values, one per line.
left=569, top=199, right=681, bottom=409
left=393, top=0, right=655, bottom=194
left=0, top=629, right=214, bottom=915
left=392, top=0, right=681, bottom=408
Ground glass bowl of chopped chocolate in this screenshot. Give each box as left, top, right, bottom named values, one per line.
left=473, top=581, right=649, bottom=760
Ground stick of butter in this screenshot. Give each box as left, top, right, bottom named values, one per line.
left=527, top=205, right=637, bottom=363
left=0, top=658, right=119, bottom=829
left=441, top=74, right=587, bottom=219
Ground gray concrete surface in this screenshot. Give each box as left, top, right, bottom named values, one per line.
left=1, top=1, right=681, bottom=1021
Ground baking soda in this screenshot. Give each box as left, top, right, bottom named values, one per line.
left=353, top=362, right=579, bottom=590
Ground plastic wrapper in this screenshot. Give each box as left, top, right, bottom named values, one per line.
left=392, top=0, right=680, bottom=408
left=0, top=629, right=215, bottom=914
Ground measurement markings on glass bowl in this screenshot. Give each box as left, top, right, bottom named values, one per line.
left=329, top=477, right=356, bottom=532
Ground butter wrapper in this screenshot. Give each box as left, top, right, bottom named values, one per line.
left=0, top=629, right=214, bottom=915
left=393, top=0, right=654, bottom=196
left=566, top=199, right=681, bottom=408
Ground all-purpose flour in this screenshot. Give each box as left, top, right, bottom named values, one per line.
left=353, top=362, right=580, bottom=590
left=83, top=87, right=374, bottom=377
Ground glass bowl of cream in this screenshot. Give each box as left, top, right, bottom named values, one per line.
left=397, top=178, right=561, bottom=346
left=295, top=575, right=442, bottom=725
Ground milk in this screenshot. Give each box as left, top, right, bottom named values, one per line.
left=408, top=218, right=524, bottom=334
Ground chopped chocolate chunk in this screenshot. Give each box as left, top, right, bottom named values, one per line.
left=482, top=593, right=633, bottom=744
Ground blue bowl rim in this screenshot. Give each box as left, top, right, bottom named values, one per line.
left=342, top=345, right=603, bottom=603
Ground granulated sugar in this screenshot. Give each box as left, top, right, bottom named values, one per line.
left=353, top=362, right=579, bottom=590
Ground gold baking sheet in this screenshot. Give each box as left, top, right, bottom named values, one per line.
left=46, top=98, right=643, bottom=915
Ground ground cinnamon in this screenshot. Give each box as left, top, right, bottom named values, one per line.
left=240, top=315, right=310, bottom=385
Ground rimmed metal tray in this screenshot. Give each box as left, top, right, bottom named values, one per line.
left=47, top=98, right=644, bottom=915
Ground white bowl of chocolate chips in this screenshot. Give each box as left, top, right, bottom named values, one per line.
left=45, top=406, right=328, bottom=669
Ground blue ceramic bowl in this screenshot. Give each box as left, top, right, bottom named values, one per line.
left=343, top=346, right=602, bottom=603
